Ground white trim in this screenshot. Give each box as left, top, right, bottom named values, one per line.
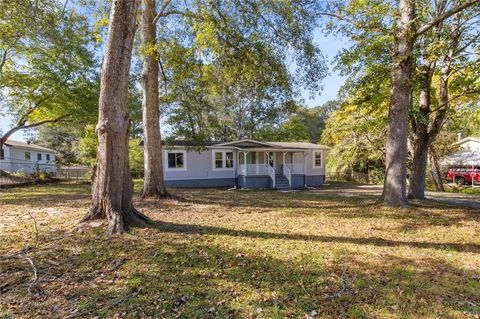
left=164, top=150, right=187, bottom=171
left=457, top=137, right=480, bottom=145
left=313, top=150, right=323, bottom=169
left=265, top=151, right=275, bottom=168
left=211, top=150, right=235, bottom=171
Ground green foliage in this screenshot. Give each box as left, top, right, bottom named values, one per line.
left=321, top=0, right=480, bottom=179
left=77, top=124, right=97, bottom=166
left=257, top=102, right=335, bottom=143
left=0, top=0, right=97, bottom=133
left=154, top=0, right=327, bottom=141
left=129, top=139, right=144, bottom=178
left=29, top=126, right=80, bottom=165
left=35, top=171, right=51, bottom=182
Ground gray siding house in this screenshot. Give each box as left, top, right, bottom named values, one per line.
left=0, top=139, right=57, bottom=174
left=162, top=139, right=327, bottom=189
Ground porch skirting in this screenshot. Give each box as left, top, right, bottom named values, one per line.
left=165, top=178, right=235, bottom=188
left=305, top=175, right=325, bottom=186
left=237, top=175, right=273, bottom=189
left=164, top=175, right=325, bottom=189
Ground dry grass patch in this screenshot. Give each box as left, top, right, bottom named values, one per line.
left=0, top=182, right=479, bottom=318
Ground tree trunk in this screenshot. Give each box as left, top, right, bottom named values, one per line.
left=83, top=0, right=150, bottom=234
left=429, top=145, right=445, bottom=191
left=140, top=0, right=168, bottom=198
left=408, top=63, right=434, bottom=199
left=408, top=137, right=430, bottom=199
left=379, top=0, right=415, bottom=206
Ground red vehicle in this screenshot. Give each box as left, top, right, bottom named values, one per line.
left=447, top=167, right=480, bottom=185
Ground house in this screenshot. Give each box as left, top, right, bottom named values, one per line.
left=162, top=139, right=327, bottom=189
left=456, top=136, right=480, bottom=152
left=441, top=136, right=480, bottom=167
left=0, top=139, right=57, bottom=174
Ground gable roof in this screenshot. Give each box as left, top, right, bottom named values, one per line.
left=457, top=136, right=480, bottom=145
left=266, top=141, right=328, bottom=150
left=4, top=139, right=56, bottom=153
left=156, top=139, right=328, bottom=150
left=216, top=139, right=328, bottom=150
left=216, top=139, right=277, bottom=148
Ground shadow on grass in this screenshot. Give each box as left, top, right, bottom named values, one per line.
left=2, top=225, right=478, bottom=318
left=151, top=221, right=480, bottom=254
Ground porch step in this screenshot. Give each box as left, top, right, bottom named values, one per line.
left=275, top=174, right=291, bottom=190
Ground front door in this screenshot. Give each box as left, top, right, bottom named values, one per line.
left=275, top=152, right=283, bottom=174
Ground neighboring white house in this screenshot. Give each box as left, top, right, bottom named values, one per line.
left=0, top=139, right=57, bottom=174
left=441, top=136, right=480, bottom=167
left=456, top=136, right=480, bottom=152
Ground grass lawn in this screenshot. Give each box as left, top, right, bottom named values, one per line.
left=1, top=182, right=479, bottom=318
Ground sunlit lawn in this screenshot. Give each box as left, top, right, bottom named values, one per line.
left=0, top=182, right=479, bottom=318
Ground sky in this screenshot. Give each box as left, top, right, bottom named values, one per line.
left=0, top=32, right=348, bottom=142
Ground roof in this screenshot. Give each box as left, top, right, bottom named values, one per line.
left=441, top=150, right=480, bottom=166
left=266, top=141, right=328, bottom=150
left=457, top=136, right=480, bottom=144
left=4, top=139, right=56, bottom=153
left=162, top=139, right=328, bottom=150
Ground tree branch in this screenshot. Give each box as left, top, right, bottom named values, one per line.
left=1, top=114, right=71, bottom=144
left=0, top=49, right=8, bottom=74
left=416, top=0, right=480, bottom=37
left=152, top=0, right=173, bottom=25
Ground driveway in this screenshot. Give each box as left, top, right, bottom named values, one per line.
left=311, top=183, right=480, bottom=209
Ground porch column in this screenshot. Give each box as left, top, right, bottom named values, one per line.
left=303, top=151, right=308, bottom=187
left=282, top=152, right=286, bottom=170
left=242, top=151, right=248, bottom=176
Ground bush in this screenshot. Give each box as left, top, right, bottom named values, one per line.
left=31, top=171, right=53, bottom=182
left=368, top=169, right=384, bottom=185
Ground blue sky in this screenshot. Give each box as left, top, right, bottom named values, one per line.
left=0, top=33, right=348, bottom=142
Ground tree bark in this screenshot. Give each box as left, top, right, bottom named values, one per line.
left=429, top=145, right=445, bottom=191
left=83, top=0, right=150, bottom=234
left=408, top=12, right=461, bottom=199
left=379, top=0, right=415, bottom=206
left=408, top=62, right=434, bottom=199
left=140, top=0, right=168, bottom=198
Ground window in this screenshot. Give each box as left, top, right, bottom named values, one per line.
left=167, top=151, right=185, bottom=169
left=215, top=152, right=223, bottom=168
left=313, top=151, right=322, bottom=168
left=213, top=151, right=234, bottom=170
left=37, top=153, right=42, bottom=161
left=25, top=152, right=31, bottom=161
left=225, top=152, right=234, bottom=168
left=46, top=154, right=50, bottom=161
left=0, top=149, right=4, bottom=160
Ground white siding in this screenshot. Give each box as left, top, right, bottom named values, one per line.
left=163, top=147, right=237, bottom=181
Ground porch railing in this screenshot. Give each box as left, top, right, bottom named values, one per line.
left=285, top=163, right=304, bottom=175
left=267, top=165, right=275, bottom=188
left=238, top=164, right=269, bottom=176
left=283, top=164, right=291, bottom=187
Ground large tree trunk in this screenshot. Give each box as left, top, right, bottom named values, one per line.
left=409, top=13, right=460, bottom=199
left=429, top=145, right=445, bottom=191
left=379, top=0, right=415, bottom=206
left=83, top=0, right=150, bottom=234
left=408, top=63, right=434, bottom=199
left=140, top=0, right=168, bottom=198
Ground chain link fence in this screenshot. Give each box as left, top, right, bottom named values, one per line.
left=0, top=161, right=91, bottom=188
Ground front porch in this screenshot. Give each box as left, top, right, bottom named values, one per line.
left=237, top=150, right=307, bottom=189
